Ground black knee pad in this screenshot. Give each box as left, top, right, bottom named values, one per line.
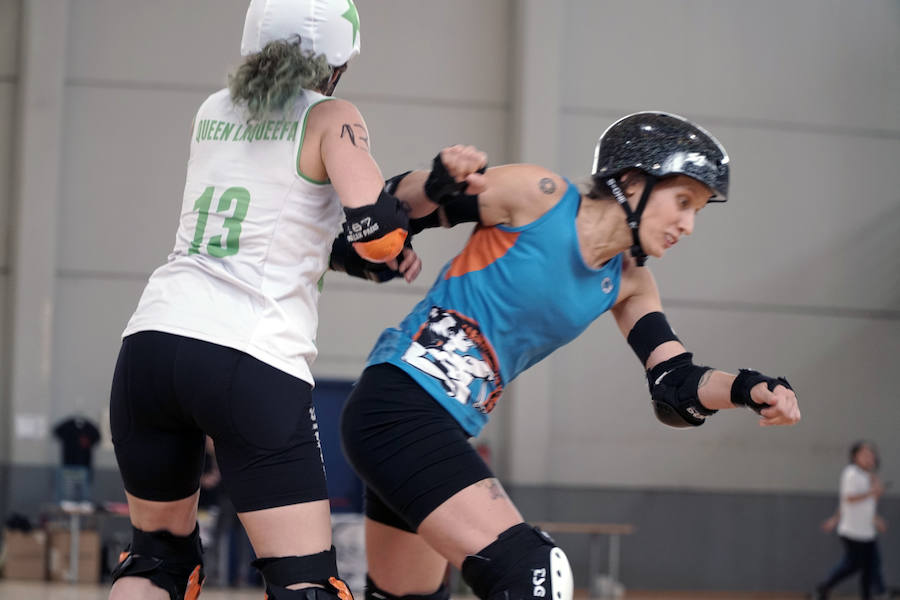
left=365, top=574, right=450, bottom=600
left=111, top=524, right=204, bottom=600
left=461, top=523, right=573, bottom=600
left=252, top=547, right=353, bottom=599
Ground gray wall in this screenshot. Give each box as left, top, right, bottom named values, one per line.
left=2, top=0, right=899, bottom=593
left=0, top=0, right=19, bottom=523
left=508, top=0, right=900, bottom=493
left=510, top=484, right=900, bottom=593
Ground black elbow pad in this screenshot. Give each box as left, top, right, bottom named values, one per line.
left=647, top=353, right=716, bottom=428
left=342, top=189, right=409, bottom=262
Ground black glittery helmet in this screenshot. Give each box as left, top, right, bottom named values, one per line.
left=592, top=111, right=729, bottom=201
left=590, top=111, right=730, bottom=265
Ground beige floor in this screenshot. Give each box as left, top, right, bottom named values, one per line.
left=0, top=581, right=264, bottom=599
left=0, top=581, right=831, bottom=600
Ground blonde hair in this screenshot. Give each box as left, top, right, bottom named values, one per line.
left=228, top=36, right=333, bottom=122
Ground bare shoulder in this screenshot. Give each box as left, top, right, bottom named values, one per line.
left=308, top=97, right=362, bottom=120
left=300, top=98, right=373, bottom=181
left=481, top=164, right=568, bottom=227
left=307, top=98, right=368, bottom=140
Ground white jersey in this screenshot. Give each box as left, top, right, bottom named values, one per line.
left=837, top=464, right=877, bottom=541
left=124, top=88, right=342, bottom=384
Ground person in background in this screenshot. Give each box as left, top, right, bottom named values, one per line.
left=815, top=440, right=886, bottom=599
left=53, top=415, right=101, bottom=509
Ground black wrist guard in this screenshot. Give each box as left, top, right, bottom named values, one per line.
left=329, top=233, right=400, bottom=283
left=730, top=369, right=793, bottom=414
left=409, top=210, right=442, bottom=235
left=386, top=170, right=447, bottom=235
left=409, top=194, right=482, bottom=234
left=442, top=194, right=481, bottom=226
left=424, top=152, right=486, bottom=205
left=342, top=189, right=409, bottom=244
left=647, top=352, right=716, bottom=428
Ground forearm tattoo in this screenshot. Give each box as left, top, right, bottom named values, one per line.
left=478, top=478, right=508, bottom=501
left=539, top=177, right=556, bottom=194
left=340, top=123, right=369, bottom=150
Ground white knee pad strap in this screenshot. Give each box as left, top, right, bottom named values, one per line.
left=543, top=546, right=573, bottom=600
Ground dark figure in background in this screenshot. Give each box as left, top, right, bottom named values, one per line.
left=53, top=415, right=100, bottom=506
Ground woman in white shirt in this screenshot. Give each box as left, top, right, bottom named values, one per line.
left=815, top=441, right=886, bottom=600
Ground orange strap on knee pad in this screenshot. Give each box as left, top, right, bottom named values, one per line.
left=253, top=547, right=353, bottom=600
left=111, top=525, right=205, bottom=600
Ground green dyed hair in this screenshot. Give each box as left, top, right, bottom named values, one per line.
left=228, top=36, right=333, bottom=122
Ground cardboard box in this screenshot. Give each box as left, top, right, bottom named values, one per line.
left=3, top=529, right=47, bottom=581
left=47, top=528, right=101, bottom=583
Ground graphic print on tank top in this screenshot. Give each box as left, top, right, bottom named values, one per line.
left=368, top=180, right=623, bottom=437
left=401, top=306, right=504, bottom=414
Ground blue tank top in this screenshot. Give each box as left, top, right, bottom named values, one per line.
left=367, top=180, right=623, bottom=435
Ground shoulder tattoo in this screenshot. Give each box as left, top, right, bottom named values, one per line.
left=539, top=177, right=557, bottom=194
left=340, top=123, right=370, bottom=150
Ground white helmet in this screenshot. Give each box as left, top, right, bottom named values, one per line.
left=241, top=0, right=361, bottom=66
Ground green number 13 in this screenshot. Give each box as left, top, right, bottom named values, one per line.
left=189, top=186, right=251, bottom=257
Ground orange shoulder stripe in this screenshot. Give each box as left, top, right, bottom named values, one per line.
left=445, top=226, right=519, bottom=279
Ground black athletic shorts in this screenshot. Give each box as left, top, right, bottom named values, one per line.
left=110, top=330, right=327, bottom=512
left=340, top=363, right=494, bottom=532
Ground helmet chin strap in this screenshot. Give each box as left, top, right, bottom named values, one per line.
left=322, top=65, right=347, bottom=97
left=604, top=175, right=657, bottom=267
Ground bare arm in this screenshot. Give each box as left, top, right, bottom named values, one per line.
left=392, top=151, right=565, bottom=228
left=610, top=264, right=731, bottom=409
left=612, top=263, right=800, bottom=425
left=846, top=475, right=885, bottom=503
left=821, top=510, right=839, bottom=533
left=845, top=491, right=877, bottom=503
left=393, top=170, right=437, bottom=218
left=310, top=98, right=385, bottom=208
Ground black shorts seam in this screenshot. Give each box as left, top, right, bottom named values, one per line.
left=232, top=487, right=329, bottom=513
